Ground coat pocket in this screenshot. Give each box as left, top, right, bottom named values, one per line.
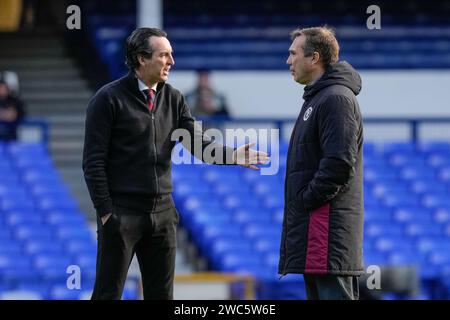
left=286, top=170, right=314, bottom=202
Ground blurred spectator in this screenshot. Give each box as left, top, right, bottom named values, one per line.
left=19, top=0, right=54, bottom=30
left=185, top=70, right=230, bottom=118
left=0, top=70, right=20, bottom=96
left=0, top=80, right=26, bottom=141
left=19, top=0, right=37, bottom=30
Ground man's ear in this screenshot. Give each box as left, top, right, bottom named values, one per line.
left=138, top=54, right=146, bottom=67
left=311, top=52, right=321, bottom=66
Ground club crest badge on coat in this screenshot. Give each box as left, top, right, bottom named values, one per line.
left=303, top=107, right=313, bottom=121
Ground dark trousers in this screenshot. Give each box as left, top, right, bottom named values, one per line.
left=91, top=205, right=179, bottom=300
left=303, top=274, right=359, bottom=300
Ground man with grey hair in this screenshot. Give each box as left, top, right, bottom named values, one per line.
left=278, top=26, right=364, bottom=300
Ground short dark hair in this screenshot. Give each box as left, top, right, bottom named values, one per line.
left=290, top=26, right=339, bottom=66
left=125, top=27, right=167, bottom=71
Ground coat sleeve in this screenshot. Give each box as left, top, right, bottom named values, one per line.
left=178, top=95, right=235, bottom=165
left=301, top=94, right=359, bottom=212
left=82, top=91, right=114, bottom=217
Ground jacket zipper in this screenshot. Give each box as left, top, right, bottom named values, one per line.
left=151, top=90, right=160, bottom=213
left=281, top=111, right=303, bottom=275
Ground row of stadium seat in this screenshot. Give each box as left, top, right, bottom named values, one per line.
left=86, top=12, right=450, bottom=78
left=173, top=141, right=450, bottom=299
left=0, top=142, right=101, bottom=299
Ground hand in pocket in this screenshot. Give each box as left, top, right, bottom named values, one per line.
left=101, top=213, right=112, bottom=226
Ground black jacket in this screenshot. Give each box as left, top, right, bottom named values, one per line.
left=0, top=95, right=25, bottom=140
left=278, top=61, right=364, bottom=276
left=83, top=73, right=234, bottom=217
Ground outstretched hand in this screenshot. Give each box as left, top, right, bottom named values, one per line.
left=232, top=143, right=270, bottom=170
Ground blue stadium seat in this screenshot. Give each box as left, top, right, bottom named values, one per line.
left=243, top=223, right=281, bottom=241
left=392, top=207, right=434, bottom=223
left=232, top=209, right=273, bottom=224
left=15, top=157, right=53, bottom=170
left=173, top=181, right=211, bottom=200
left=0, top=197, right=34, bottom=211
left=388, top=154, right=428, bottom=168
left=363, top=251, right=387, bottom=266
left=222, top=195, right=261, bottom=210
left=122, top=282, right=139, bottom=300
left=214, top=182, right=251, bottom=196
left=364, top=207, right=392, bottom=223
left=24, top=240, right=65, bottom=255
left=219, top=252, right=263, bottom=272
left=383, top=193, right=422, bottom=208
left=415, top=237, right=450, bottom=253
left=49, top=285, right=83, bottom=300
left=262, top=195, right=284, bottom=210
left=75, top=254, right=97, bottom=271
left=422, top=195, right=450, bottom=209
left=365, top=223, right=403, bottom=237
left=55, top=227, right=94, bottom=242
left=437, top=167, right=450, bottom=183
left=427, top=153, right=450, bottom=168
left=35, top=196, right=78, bottom=211
left=7, top=142, right=47, bottom=157
left=418, top=141, right=450, bottom=154
left=0, top=187, right=28, bottom=198
left=30, top=183, right=71, bottom=197
left=434, top=208, right=450, bottom=224
left=410, top=180, right=447, bottom=195
left=0, top=254, right=33, bottom=270
left=382, top=142, right=416, bottom=154
left=46, top=212, right=87, bottom=227
left=21, top=170, right=61, bottom=185
left=364, top=168, right=400, bottom=184
left=14, top=225, right=54, bottom=241
left=0, top=290, right=43, bottom=300
left=387, top=252, right=426, bottom=266
left=209, top=241, right=254, bottom=268
left=0, top=227, right=13, bottom=242
left=272, top=208, right=284, bottom=224
left=262, top=251, right=279, bottom=268
left=404, top=223, right=443, bottom=238
left=15, top=284, right=50, bottom=299
left=38, top=267, right=77, bottom=286
left=428, top=252, right=450, bottom=267
left=254, top=239, right=280, bottom=254
left=371, top=183, right=409, bottom=198
left=374, top=237, right=415, bottom=253
left=5, top=210, right=44, bottom=226
left=33, top=254, right=74, bottom=270
left=65, top=240, right=97, bottom=256
left=197, top=224, right=243, bottom=253
left=0, top=241, right=22, bottom=255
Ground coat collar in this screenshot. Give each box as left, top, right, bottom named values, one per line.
left=125, top=72, right=165, bottom=98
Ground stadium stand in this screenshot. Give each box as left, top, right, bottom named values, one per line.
left=83, top=0, right=450, bottom=77
left=0, top=141, right=138, bottom=299
left=2, top=0, right=450, bottom=300
left=173, top=140, right=450, bottom=299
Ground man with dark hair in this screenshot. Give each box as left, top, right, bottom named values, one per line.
left=83, top=27, right=268, bottom=300
left=278, top=26, right=364, bottom=300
